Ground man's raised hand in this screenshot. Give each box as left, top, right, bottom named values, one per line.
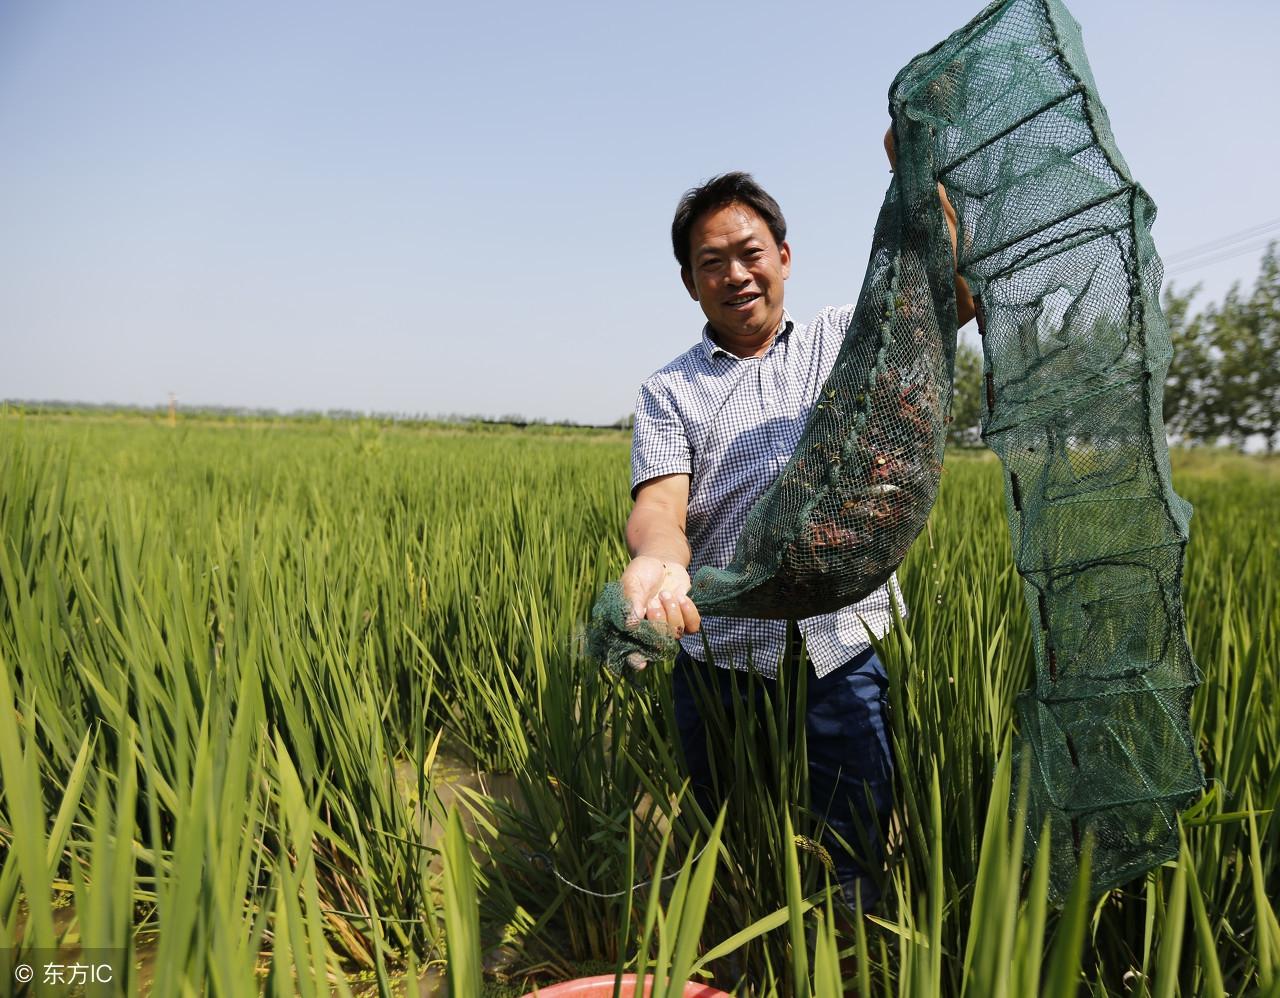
left=884, top=125, right=975, bottom=325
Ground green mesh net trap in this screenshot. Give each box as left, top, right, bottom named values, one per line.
left=588, top=0, right=1203, bottom=897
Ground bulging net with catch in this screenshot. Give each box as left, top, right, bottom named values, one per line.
left=589, top=0, right=1203, bottom=897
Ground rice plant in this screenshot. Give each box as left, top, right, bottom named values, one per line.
left=0, top=407, right=1275, bottom=994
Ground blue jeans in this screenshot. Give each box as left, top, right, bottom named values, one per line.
left=672, top=639, right=894, bottom=910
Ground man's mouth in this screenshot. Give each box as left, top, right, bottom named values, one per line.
left=725, top=293, right=760, bottom=309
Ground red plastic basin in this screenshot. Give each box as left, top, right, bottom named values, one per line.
left=525, top=974, right=729, bottom=997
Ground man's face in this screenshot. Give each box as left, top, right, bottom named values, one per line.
left=681, top=202, right=791, bottom=357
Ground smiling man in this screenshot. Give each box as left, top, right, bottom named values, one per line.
left=617, top=165, right=972, bottom=911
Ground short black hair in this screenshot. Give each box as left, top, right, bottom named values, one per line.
left=671, top=172, right=787, bottom=272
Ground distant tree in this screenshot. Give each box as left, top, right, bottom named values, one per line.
left=1234, top=243, right=1280, bottom=451
left=1201, top=243, right=1280, bottom=450
left=1161, top=284, right=1214, bottom=443
left=948, top=340, right=985, bottom=447
left=1252, top=245, right=1280, bottom=451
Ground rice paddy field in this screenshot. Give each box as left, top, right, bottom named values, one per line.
left=1, top=407, right=1276, bottom=996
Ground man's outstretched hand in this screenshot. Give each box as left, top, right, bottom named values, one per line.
left=617, top=555, right=701, bottom=668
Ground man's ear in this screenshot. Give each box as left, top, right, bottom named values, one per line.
left=780, top=240, right=792, bottom=281
left=680, top=267, right=699, bottom=301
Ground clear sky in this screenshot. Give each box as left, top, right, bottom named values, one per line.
left=3, top=0, right=1277, bottom=424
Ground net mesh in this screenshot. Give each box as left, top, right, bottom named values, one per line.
left=588, top=0, right=1203, bottom=897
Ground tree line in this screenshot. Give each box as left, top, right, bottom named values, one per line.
left=948, top=243, right=1280, bottom=451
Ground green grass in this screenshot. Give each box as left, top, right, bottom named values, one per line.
left=0, top=409, right=1276, bottom=994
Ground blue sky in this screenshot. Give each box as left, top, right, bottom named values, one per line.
left=3, top=0, right=1277, bottom=423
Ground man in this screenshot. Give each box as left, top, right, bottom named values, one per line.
left=619, top=148, right=972, bottom=909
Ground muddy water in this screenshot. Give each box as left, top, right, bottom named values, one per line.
left=393, top=751, right=522, bottom=859
left=357, top=750, right=526, bottom=996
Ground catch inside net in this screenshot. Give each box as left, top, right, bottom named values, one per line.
left=589, top=0, right=1203, bottom=897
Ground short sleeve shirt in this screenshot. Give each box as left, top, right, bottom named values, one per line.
left=631, top=305, right=905, bottom=678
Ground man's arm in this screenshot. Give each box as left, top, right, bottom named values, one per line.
left=939, top=187, right=977, bottom=326
left=883, top=127, right=976, bottom=327
left=619, top=473, right=701, bottom=640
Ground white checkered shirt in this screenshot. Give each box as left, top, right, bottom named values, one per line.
left=631, top=305, right=906, bottom=678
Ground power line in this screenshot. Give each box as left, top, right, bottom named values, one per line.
left=1166, top=236, right=1276, bottom=277
left=1161, top=216, right=1280, bottom=264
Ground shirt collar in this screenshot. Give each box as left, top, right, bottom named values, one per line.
left=700, top=309, right=795, bottom=361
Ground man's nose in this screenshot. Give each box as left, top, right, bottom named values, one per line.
left=726, top=258, right=750, bottom=284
